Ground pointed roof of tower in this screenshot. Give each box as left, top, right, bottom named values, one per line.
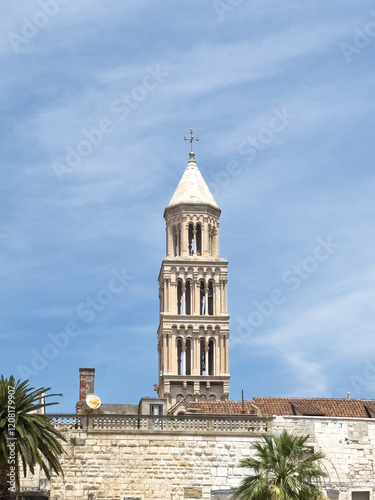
left=167, top=152, right=219, bottom=209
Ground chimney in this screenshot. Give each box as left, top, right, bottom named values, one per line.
left=76, top=368, right=95, bottom=414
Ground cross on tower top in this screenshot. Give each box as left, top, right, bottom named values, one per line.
left=184, top=128, right=199, bottom=152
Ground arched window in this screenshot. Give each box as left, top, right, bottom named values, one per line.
left=177, top=338, right=183, bottom=375
left=174, top=226, right=178, bottom=256
left=159, top=286, right=164, bottom=313
left=199, top=281, right=205, bottom=315
left=200, top=339, right=206, bottom=375
left=208, top=339, right=214, bottom=375
left=188, top=223, right=194, bottom=255
left=185, top=280, right=191, bottom=315
left=196, top=223, right=202, bottom=255
left=186, top=339, right=191, bottom=375
left=177, top=280, right=183, bottom=315
left=208, top=280, right=214, bottom=315
left=174, top=225, right=181, bottom=256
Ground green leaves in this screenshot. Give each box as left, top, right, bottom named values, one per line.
left=234, top=430, right=328, bottom=500
left=0, top=375, right=66, bottom=494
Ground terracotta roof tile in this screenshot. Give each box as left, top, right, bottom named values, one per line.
left=251, top=397, right=375, bottom=418
left=189, top=401, right=257, bottom=415
left=189, top=397, right=375, bottom=418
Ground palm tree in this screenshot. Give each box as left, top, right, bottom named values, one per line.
left=0, top=375, right=66, bottom=499
left=234, top=429, right=327, bottom=500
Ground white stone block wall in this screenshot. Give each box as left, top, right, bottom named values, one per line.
left=272, top=416, right=375, bottom=500
left=20, top=416, right=375, bottom=500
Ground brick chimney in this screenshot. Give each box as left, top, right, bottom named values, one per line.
left=76, top=368, right=95, bottom=414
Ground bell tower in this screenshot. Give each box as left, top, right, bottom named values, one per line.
left=156, top=144, right=230, bottom=407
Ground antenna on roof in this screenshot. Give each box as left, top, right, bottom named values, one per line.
left=241, top=389, right=245, bottom=414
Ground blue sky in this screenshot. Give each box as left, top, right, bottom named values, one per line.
left=1, top=1, right=375, bottom=413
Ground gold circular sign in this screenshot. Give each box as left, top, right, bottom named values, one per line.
left=86, top=393, right=101, bottom=409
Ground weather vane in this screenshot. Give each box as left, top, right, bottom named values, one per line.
left=184, top=128, right=199, bottom=152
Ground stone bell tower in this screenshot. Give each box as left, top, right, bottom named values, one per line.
left=156, top=140, right=230, bottom=407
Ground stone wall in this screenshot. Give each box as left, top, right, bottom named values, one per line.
left=272, top=416, right=375, bottom=500
left=50, top=430, right=253, bottom=500
left=21, top=415, right=375, bottom=500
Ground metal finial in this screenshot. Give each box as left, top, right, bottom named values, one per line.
left=184, top=128, right=199, bottom=152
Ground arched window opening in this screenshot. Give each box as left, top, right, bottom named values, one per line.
left=174, top=225, right=181, bottom=256
left=196, top=223, right=202, bottom=255
left=200, top=281, right=206, bottom=315
left=208, top=280, right=214, bottom=316
left=174, top=227, right=178, bottom=257
left=177, top=338, right=183, bottom=375
left=188, top=223, right=194, bottom=255
left=185, top=281, right=191, bottom=315
left=186, top=339, right=191, bottom=375
left=159, top=286, right=164, bottom=313
left=200, top=339, right=206, bottom=375
left=208, top=339, right=214, bottom=375
left=177, top=281, right=183, bottom=315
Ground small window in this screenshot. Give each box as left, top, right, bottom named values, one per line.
left=186, top=339, right=191, bottom=375
left=185, top=280, right=191, bottom=315
left=208, top=280, right=214, bottom=315
left=200, top=281, right=206, bottom=315
left=326, top=490, right=339, bottom=500
left=196, top=223, right=202, bottom=254
left=150, top=404, right=163, bottom=415
left=352, top=492, right=369, bottom=500
left=200, top=339, right=206, bottom=375
left=177, top=280, right=183, bottom=315
left=188, top=223, right=194, bottom=255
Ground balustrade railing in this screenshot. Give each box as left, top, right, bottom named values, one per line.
left=49, top=413, right=271, bottom=434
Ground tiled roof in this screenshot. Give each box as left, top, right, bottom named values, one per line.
left=252, top=397, right=375, bottom=418
left=189, top=401, right=258, bottom=415
left=189, top=398, right=375, bottom=418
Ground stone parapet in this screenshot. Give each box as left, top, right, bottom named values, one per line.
left=50, top=413, right=271, bottom=435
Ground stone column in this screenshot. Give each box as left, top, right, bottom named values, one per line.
left=220, top=332, right=225, bottom=375
left=214, top=336, right=220, bottom=376
left=204, top=283, right=209, bottom=316
left=225, top=334, right=229, bottom=374
left=223, top=280, right=228, bottom=314
left=182, top=340, right=186, bottom=376
left=170, top=281, right=177, bottom=315
left=182, top=219, right=188, bottom=256
left=214, top=280, right=220, bottom=315
left=162, top=334, right=168, bottom=374
left=205, top=342, right=209, bottom=375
